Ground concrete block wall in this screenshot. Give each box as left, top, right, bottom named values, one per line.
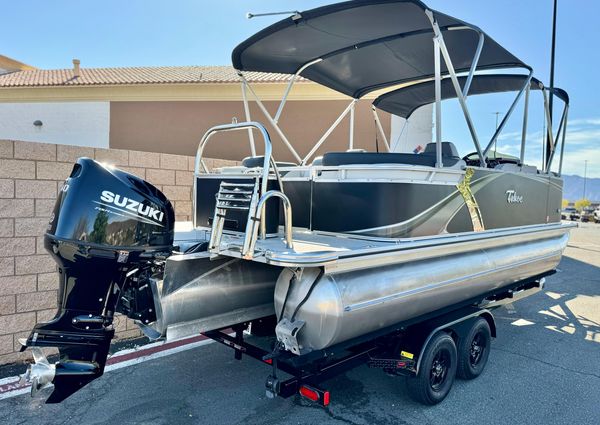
left=0, top=139, right=235, bottom=365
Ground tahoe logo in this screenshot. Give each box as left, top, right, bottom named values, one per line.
left=100, top=190, right=164, bottom=223
left=505, top=189, right=524, bottom=204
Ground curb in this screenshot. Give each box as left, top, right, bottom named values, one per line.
left=0, top=333, right=217, bottom=401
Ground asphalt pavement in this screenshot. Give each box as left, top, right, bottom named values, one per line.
left=1, top=223, right=598, bottom=425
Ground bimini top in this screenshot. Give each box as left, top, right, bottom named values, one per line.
left=232, top=0, right=529, bottom=98
left=373, top=74, right=570, bottom=118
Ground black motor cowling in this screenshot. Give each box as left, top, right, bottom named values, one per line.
left=21, top=158, right=174, bottom=402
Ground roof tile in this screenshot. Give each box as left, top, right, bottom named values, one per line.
left=0, top=65, right=302, bottom=87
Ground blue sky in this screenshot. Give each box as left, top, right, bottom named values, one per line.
left=3, top=0, right=599, bottom=177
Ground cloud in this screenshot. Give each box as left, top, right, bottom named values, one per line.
left=565, top=128, right=600, bottom=145
left=559, top=119, right=600, bottom=177
left=560, top=147, right=600, bottom=178
left=497, top=130, right=522, bottom=141
left=493, top=117, right=600, bottom=177
left=567, top=118, right=600, bottom=126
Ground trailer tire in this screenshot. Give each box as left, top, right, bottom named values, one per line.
left=457, top=317, right=491, bottom=380
left=406, top=332, right=457, bottom=405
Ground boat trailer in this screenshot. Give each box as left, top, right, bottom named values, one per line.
left=202, top=276, right=546, bottom=406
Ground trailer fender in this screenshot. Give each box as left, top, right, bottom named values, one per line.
left=479, top=311, right=497, bottom=338
left=414, top=308, right=495, bottom=374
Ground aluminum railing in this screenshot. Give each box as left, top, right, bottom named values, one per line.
left=193, top=121, right=293, bottom=259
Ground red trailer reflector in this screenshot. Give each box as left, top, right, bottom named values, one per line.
left=323, top=391, right=330, bottom=406
left=299, top=385, right=330, bottom=406
left=299, top=386, right=319, bottom=402
left=264, top=359, right=272, bottom=365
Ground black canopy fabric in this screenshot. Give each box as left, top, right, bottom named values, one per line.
left=232, top=0, right=529, bottom=98
left=373, top=75, right=569, bottom=118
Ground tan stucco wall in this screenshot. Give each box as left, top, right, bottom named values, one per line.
left=110, top=99, right=391, bottom=163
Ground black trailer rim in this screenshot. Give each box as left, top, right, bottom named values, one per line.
left=429, top=349, right=451, bottom=391
left=469, top=331, right=486, bottom=366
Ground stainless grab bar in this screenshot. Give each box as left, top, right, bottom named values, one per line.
left=243, top=190, right=294, bottom=259
left=193, top=121, right=273, bottom=228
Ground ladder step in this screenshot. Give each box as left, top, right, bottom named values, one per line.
left=217, top=196, right=251, bottom=203
left=217, top=204, right=250, bottom=211
left=210, top=178, right=260, bottom=255
left=220, top=182, right=255, bottom=188
left=219, top=189, right=253, bottom=195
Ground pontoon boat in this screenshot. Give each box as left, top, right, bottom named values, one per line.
left=20, top=0, right=574, bottom=404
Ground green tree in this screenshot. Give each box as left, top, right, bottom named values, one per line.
left=574, top=198, right=591, bottom=211
left=89, top=210, right=109, bottom=244
left=561, top=199, right=569, bottom=209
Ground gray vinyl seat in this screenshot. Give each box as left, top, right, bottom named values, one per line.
left=321, top=142, right=461, bottom=167
left=241, top=156, right=297, bottom=168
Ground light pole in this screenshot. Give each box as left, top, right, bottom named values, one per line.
left=582, top=160, right=588, bottom=200
left=547, top=0, right=558, bottom=167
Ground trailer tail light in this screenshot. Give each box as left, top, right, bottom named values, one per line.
left=299, top=385, right=330, bottom=406
left=299, top=386, right=319, bottom=401
left=323, top=390, right=330, bottom=406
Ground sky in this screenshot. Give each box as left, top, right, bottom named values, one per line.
left=3, top=0, right=599, bottom=177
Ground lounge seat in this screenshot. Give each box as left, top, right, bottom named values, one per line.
left=241, top=156, right=297, bottom=168
left=321, top=142, right=461, bottom=167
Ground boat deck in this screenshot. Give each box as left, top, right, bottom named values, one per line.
left=174, top=221, right=576, bottom=272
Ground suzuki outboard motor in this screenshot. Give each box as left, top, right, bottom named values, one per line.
left=20, top=158, right=174, bottom=402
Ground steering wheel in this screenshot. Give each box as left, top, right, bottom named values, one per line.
left=462, top=152, right=485, bottom=167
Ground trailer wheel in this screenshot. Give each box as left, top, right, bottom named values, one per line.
left=406, top=332, right=457, bottom=405
left=457, top=317, right=491, bottom=380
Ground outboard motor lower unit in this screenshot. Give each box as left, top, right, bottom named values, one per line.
left=20, top=158, right=174, bottom=402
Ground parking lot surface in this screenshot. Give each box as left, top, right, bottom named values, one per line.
left=1, top=223, right=598, bottom=425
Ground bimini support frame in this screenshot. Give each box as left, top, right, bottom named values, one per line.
left=371, top=106, right=391, bottom=152
left=302, top=99, right=358, bottom=165
left=241, top=80, right=257, bottom=156
left=236, top=9, right=567, bottom=177
left=519, top=82, right=531, bottom=166
left=557, top=104, right=569, bottom=176
left=547, top=100, right=569, bottom=174
left=483, top=70, right=534, bottom=157
left=274, top=58, right=323, bottom=123
left=426, top=10, right=486, bottom=166
left=240, top=56, right=365, bottom=166
left=237, top=58, right=323, bottom=165
left=349, top=100, right=356, bottom=150
left=541, top=88, right=555, bottom=172
left=237, top=72, right=303, bottom=163
left=433, top=34, right=443, bottom=168
left=461, top=30, right=485, bottom=97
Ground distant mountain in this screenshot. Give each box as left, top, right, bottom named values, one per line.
left=562, top=174, right=600, bottom=202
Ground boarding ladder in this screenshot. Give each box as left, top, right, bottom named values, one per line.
left=194, top=122, right=293, bottom=260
